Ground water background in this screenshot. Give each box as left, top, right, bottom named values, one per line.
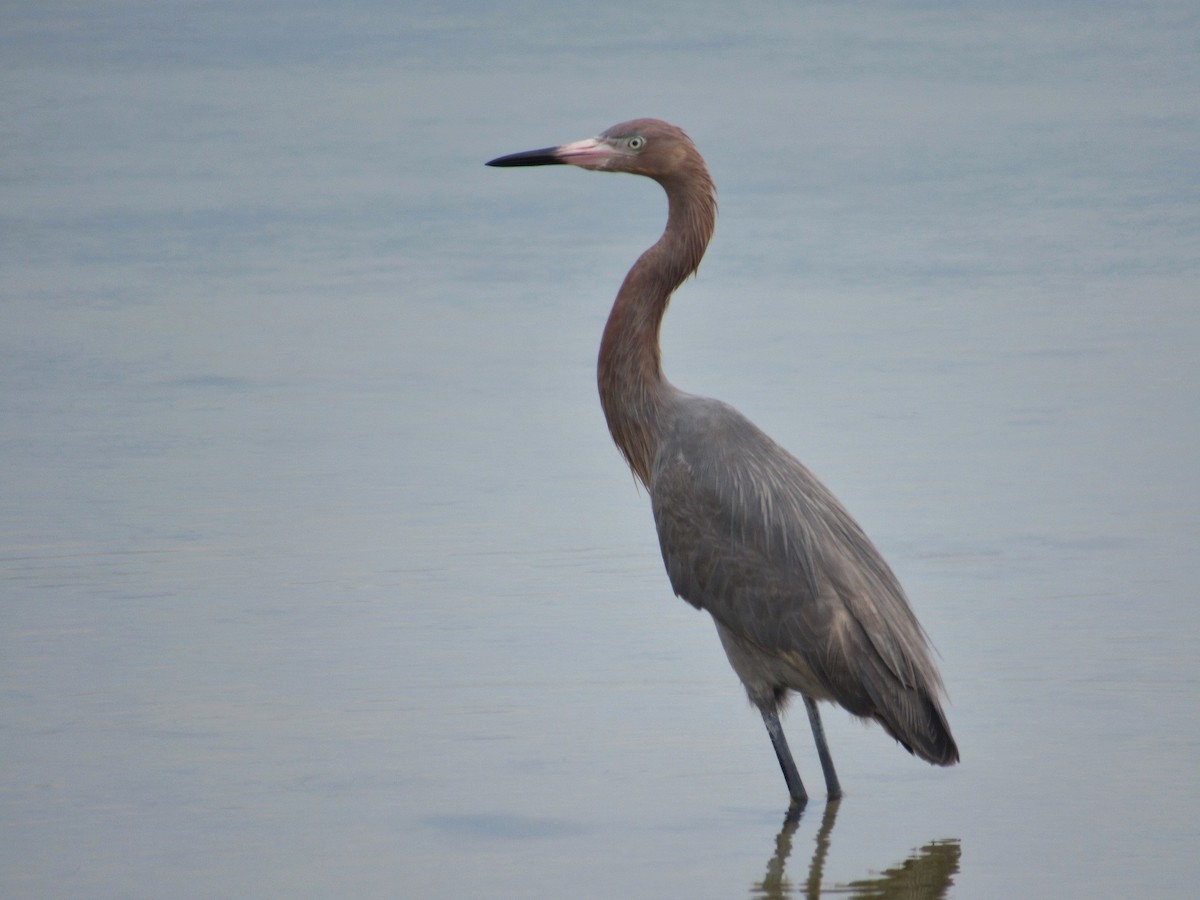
left=3, top=2, right=1198, bottom=897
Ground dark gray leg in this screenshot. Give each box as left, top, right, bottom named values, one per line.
left=761, top=709, right=807, bottom=806
left=803, top=695, right=842, bottom=800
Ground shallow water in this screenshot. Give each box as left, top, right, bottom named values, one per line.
left=3, top=2, right=1199, bottom=897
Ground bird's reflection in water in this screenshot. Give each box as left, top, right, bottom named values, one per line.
left=752, top=801, right=960, bottom=899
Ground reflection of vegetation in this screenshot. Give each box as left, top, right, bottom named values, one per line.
left=751, top=801, right=960, bottom=900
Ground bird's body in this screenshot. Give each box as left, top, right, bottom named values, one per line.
left=651, top=392, right=957, bottom=765
left=488, top=119, right=957, bottom=807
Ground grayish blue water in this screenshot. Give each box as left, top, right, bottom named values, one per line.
left=3, top=2, right=1198, bottom=897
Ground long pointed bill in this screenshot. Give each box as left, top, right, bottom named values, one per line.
left=486, top=137, right=620, bottom=170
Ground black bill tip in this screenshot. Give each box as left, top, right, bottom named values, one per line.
left=485, top=147, right=565, bottom=167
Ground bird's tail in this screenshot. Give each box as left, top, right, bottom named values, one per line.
left=876, top=686, right=959, bottom=766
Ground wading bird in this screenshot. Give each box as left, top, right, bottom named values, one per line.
left=487, top=119, right=957, bottom=807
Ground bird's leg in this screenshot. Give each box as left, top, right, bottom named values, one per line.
left=760, top=709, right=808, bottom=807
left=803, top=695, right=842, bottom=800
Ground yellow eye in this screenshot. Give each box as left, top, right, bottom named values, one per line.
left=628, top=136, right=645, bottom=150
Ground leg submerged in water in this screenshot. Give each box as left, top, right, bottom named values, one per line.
left=761, top=709, right=807, bottom=806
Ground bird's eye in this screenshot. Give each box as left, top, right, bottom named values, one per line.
left=628, top=136, right=645, bottom=150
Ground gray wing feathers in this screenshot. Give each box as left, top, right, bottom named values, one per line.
left=651, top=397, right=957, bottom=765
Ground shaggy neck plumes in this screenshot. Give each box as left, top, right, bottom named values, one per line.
left=597, top=168, right=718, bottom=485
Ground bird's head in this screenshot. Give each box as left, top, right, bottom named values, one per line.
left=487, top=118, right=705, bottom=185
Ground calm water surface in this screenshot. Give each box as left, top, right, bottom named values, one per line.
left=3, top=2, right=1198, bottom=897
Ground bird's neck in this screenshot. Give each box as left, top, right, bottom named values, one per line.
left=598, top=175, right=717, bottom=486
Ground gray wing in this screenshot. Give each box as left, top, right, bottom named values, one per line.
left=650, top=395, right=957, bottom=764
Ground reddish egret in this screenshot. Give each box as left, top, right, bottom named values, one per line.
left=487, top=119, right=957, bottom=807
